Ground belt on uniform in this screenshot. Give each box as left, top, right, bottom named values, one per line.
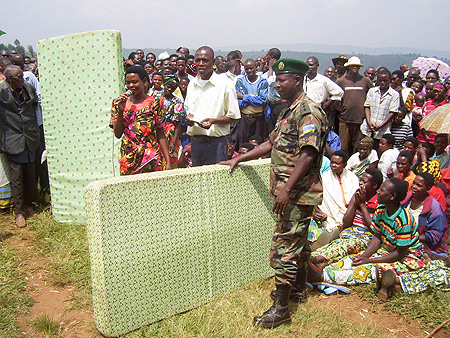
left=192, top=135, right=213, bottom=143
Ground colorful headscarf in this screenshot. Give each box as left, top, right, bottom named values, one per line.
left=163, top=75, right=179, bottom=87
left=417, top=160, right=442, bottom=184
left=433, top=83, right=445, bottom=92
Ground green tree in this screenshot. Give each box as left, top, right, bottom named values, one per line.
left=27, top=45, right=35, bottom=57
left=16, top=45, right=25, bottom=55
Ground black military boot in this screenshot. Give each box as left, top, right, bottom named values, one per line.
left=292, top=262, right=308, bottom=303
left=254, top=285, right=291, bottom=328
left=270, top=263, right=308, bottom=303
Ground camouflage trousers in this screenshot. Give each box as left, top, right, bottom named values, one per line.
left=270, top=203, right=314, bottom=286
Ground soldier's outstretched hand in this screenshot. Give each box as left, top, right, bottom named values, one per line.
left=218, top=158, right=240, bottom=173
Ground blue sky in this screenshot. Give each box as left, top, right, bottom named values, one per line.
left=2, top=0, right=449, bottom=52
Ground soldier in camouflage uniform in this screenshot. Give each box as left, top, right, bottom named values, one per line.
left=220, top=58, right=328, bottom=329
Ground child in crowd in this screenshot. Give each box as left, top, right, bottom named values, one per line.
left=403, top=136, right=418, bottom=158
left=411, top=93, right=425, bottom=137
left=346, top=136, right=378, bottom=178
left=177, top=143, right=192, bottom=168
left=411, top=81, right=424, bottom=95
left=390, top=107, right=413, bottom=150
left=430, top=133, right=450, bottom=169
left=412, top=142, right=435, bottom=172
left=378, top=134, right=399, bottom=180
left=395, top=151, right=415, bottom=192
left=179, top=77, right=189, bottom=100
left=248, top=135, right=263, bottom=147
left=238, top=143, right=255, bottom=155
left=226, top=136, right=239, bottom=159
left=149, top=72, right=164, bottom=98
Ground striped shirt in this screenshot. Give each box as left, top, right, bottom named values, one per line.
left=369, top=204, right=420, bottom=252
left=391, top=122, right=413, bottom=150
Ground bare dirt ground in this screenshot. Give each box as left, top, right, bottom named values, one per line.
left=2, top=212, right=449, bottom=338
left=2, top=213, right=100, bottom=338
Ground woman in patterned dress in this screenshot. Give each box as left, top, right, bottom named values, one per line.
left=110, top=66, right=171, bottom=175
left=162, top=75, right=185, bottom=168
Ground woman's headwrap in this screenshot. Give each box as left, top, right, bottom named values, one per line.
left=359, top=136, right=374, bottom=149
left=417, top=160, right=442, bottom=184
left=433, top=83, right=445, bottom=91
left=163, top=75, right=179, bottom=87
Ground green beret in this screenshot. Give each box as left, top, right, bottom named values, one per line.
left=272, top=58, right=309, bottom=75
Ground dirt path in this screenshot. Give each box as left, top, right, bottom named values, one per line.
left=2, top=212, right=448, bottom=338
left=2, top=214, right=99, bottom=338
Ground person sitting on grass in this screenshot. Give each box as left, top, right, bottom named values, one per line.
left=308, top=178, right=425, bottom=302
left=415, top=160, right=447, bottom=210
left=412, top=142, right=434, bottom=172
left=430, top=133, right=450, bottom=169
left=402, top=172, right=448, bottom=256
left=402, top=136, right=418, bottom=160
left=309, top=151, right=359, bottom=250
left=394, top=150, right=415, bottom=192
left=310, top=168, right=383, bottom=267
left=346, top=136, right=378, bottom=178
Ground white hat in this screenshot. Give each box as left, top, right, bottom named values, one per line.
left=158, top=51, right=170, bottom=60
left=344, top=56, right=364, bottom=68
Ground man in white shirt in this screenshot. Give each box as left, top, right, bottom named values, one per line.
left=303, top=56, right=343, bottom=108
left=185, top=46, right=241, bottom=166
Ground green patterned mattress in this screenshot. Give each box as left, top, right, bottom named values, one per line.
left=37, top=30, right=123, bottom=224
left=85, top=159, right=276, bottom=336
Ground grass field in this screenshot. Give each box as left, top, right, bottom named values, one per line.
left=1, top=211, right=449, bottom=337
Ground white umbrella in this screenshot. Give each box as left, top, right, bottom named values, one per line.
left=412, top=57, right=450, bottom=79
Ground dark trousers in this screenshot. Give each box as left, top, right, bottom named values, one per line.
left=237, top=113, right=265, bottom=148
left=9, top=160, right=38, bottom=215
left=191, top=136, right=228, bottom=167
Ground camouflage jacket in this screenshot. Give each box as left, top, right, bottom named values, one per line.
left=269, top=92, right=328, bottom=206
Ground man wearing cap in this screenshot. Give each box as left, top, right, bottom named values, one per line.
left=336, top=56, right=373, bottom=155
left=185, top=46, right=241, bottom=166
left=332, top=54, right=348, bottom=79
left=220, top=58, right=328, bottom=328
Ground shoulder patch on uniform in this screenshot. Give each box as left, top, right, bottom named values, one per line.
left=302, top=124, right=316, bottom=134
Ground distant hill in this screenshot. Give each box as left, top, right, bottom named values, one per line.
left=123, top=46, right=450, bottom=74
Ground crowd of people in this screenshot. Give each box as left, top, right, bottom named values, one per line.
left=1, top=44, right=450, bottom=329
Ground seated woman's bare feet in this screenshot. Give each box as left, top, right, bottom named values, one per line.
left=347, top=243, right=362, bottom=255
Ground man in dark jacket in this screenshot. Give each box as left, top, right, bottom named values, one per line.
left=0, top=65, right=40, bottom=227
